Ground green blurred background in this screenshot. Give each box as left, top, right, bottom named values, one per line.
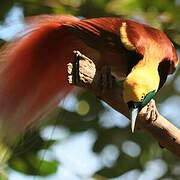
left=0, top=0, right=180, bottom=179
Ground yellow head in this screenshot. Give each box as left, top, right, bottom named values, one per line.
left=122, top=60, right=160, bottom=132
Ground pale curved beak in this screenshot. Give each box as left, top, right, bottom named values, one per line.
left=129, top=108, right=139, bottom=133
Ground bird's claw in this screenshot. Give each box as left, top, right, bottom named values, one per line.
left=145, top=100, right=158, bottom=122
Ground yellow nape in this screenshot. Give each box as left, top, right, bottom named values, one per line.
left=123, top=60, right=160, bottom=103
left=120, top=22, right=136, bottom=51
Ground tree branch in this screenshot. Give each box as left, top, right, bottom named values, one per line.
left=67, top=51, right=180, bottom=157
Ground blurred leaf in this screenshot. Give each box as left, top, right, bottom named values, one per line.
left=8, top=128, right=57, bottom=176
left=8, top=154, right=58, bottom=176
left=38, top=160, right=58, bottom=176
left=78, top=0, right=114, bottom=18
left=0, top=173, right=8, bottom=180
left=106, top=0, right=143, bottom=16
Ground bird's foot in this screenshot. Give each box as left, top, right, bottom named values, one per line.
left=145, top=99, right=158, bottom=122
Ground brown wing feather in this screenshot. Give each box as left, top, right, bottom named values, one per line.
left=66, top=17, right=142, bottom=77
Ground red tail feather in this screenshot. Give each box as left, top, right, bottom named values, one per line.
left=0, top=15, right=81, bottom=133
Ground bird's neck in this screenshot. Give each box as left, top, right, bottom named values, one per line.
left=123, top=58, right=160, bottom=103
left=130, top=57, right=160, bottom=87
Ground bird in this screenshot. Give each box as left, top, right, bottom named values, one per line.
left=0, top=15, right=178, bottom=136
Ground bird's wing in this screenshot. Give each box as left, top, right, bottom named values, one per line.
left=67, top=17, right=143, bottom=77
left=69, top=17, right=178, bottom=88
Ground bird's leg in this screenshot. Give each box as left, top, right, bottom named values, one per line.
left=99, top=65, right=115, bottom=94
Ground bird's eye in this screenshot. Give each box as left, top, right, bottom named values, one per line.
left=141, top=93, right=145, bottom=101
left=141, top=90, right=156, bottom=108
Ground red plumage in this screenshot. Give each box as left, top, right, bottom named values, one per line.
left=0, top=16, right=80, bottom=133
left=0, top=15, right=178, bottom=135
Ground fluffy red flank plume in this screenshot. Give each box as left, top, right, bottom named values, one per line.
left=0, top=15, right=81, bottom=134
